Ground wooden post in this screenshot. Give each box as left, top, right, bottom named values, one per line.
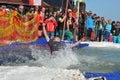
left=62, top=0, right=69, bottom=40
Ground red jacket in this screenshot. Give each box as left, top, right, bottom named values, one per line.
left=45, top=19, right=57, bottom=32
left=36, top=12, right=45, bottom=26
left=36, top=14, right=43, bottom=26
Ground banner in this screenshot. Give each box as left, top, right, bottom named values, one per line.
left=29, top=0, right=42, bottom=6
left=0, top=9, right=39, bottom=46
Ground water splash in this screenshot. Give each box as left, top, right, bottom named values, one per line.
left=30, top=46, right=79, bottom=68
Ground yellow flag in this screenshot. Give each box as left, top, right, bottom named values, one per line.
left=79, top=0, right=82, bottom=2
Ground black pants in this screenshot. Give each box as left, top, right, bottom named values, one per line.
left=87, top=28, right=92, bottom=40
left=95, top=30, right=103, bottom=41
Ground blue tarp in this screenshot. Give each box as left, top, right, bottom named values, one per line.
left=0, top=37, right=89, bottom=50
left=29, top=37, right=89, bottom=48
left=85, top=72, right=120, bottom=80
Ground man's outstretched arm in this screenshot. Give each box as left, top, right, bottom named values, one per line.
left=70, top=38, right=85, bottom=48
left=42, top=23, right=50, bottom=42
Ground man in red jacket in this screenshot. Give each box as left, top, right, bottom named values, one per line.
left=44, top=15, right=58, bottom=39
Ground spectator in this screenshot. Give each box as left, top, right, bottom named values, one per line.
left=111, top=21, right=116, bottom=36
left=18, top=5, right=25, bottom=15
left=115, top=21, right=120, bottom=36
left=67, top=12, right=75, bottom=34
left=94, top=16, right=103, bottom=42
left=78, top=11, right=86, bottom=40
left=44, top=15, right=57, bottom=39
left=103, top=20, right=112, bottom=41
left=86, top=11, right=94, bottom=41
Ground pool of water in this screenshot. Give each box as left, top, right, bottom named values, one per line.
left=0, top=42, right=120, bottom=73
left=0, top=42, right=120, bottom=80
left=74, top=46, right=120, bottom=73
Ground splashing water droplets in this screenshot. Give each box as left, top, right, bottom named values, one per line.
left=30, top=46, right=79, bottom=68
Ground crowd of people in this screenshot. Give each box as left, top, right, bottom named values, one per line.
left=85, top=11, right=120, bottom=42
left=0, top=4, right=120, bottom=43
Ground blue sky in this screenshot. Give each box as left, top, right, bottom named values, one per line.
left=83, top=0, right=120, bottom=21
